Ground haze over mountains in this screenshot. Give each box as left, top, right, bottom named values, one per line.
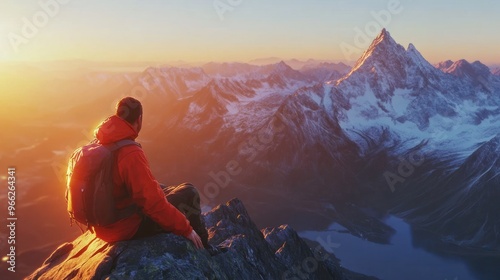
left=3, top=29, right=500, bottom=279
left=73, top=29, right=500, bottom=255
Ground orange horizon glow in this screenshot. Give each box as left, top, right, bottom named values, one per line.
left=0, top=1, right=499, bottom=66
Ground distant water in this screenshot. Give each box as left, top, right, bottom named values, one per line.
left=299, top=216, right=477, bottom=280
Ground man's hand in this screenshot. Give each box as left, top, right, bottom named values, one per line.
left=186, top=229, right=204, bottom=249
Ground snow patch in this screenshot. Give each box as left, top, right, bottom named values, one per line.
left=391, top=89, right=413, bottom=116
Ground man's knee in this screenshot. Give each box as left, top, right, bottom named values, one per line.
left=177, top=188, right=201, bottom=218
left=178, top=182, right=200, bottom=199
left=178, top=182, right=195, bottom=189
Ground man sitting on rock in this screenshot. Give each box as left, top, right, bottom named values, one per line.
left=86, top=96, right=221, bottom=255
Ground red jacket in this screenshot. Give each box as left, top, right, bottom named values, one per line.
left=91, top=115, right=193, bottom=242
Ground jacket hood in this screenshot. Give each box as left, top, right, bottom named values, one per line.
left=95, top=115, right=138, bottom=144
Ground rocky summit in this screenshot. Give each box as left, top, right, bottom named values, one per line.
left=27, top=198, right=376, bottom=280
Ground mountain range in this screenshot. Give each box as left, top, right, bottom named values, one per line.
left=11, top=28, right=500, bottom=279
left=73, top=29, right=500, bottom=249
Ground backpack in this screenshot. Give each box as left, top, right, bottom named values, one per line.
left=66, top=139, right=140, bottom=229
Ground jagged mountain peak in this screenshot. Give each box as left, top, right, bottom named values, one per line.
left=347, top=29, right=403, bottom=75
left=276, top=60, right=288, bottom=67
left=471, top=60, right=488, bottom=68
left=367, top=28, right=394, bottom=47
left=405, top=42, right=440, bottom=75
left=265, top=60, right=295, bottom=73
left=435, top=60, right=455, bottom=71
left=336, top=28, right=445, bottom=89
left=379, top=27, right=390, bottom=37
left=406, top=43, right=424, bottom=58
left=447, top=59, right=474, bottom=73
left=330, top=29, right=494, bottom=131
left=470, top=61, right=492, bottom=77
left=260, top=61, right=310, bottom=84
left=366, top=28, right=398, bottom=50
left=407, top=43, right=417, bottom=52
left=435, top=59, right=471, bottom=73
left=439, top=59, right=491, bottom=80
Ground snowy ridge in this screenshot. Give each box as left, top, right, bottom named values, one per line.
left=90, top=29, right=500, bottom=155
left=435, top=59, right=500, bottom=92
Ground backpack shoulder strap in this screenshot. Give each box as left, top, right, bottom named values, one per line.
left=107, top=139, right=141, bottom=152
left=99, top=139, right=141, bottom=224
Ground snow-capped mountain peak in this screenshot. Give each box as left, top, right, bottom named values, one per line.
left=345, top=29, right=404, bottom=77
left=406, top=43, right=433, bottom=70
left=405, top=42, right=444, bottom=82
left=325, top=28, right=500, bottom=143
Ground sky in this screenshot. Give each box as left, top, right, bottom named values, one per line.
left=0, top=0, right=499, bottom=65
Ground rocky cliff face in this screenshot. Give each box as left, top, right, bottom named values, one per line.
left=27, top=199, right=376, bottom=280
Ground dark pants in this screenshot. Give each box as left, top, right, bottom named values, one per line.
left=132, top=182, right=209, bottom=247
